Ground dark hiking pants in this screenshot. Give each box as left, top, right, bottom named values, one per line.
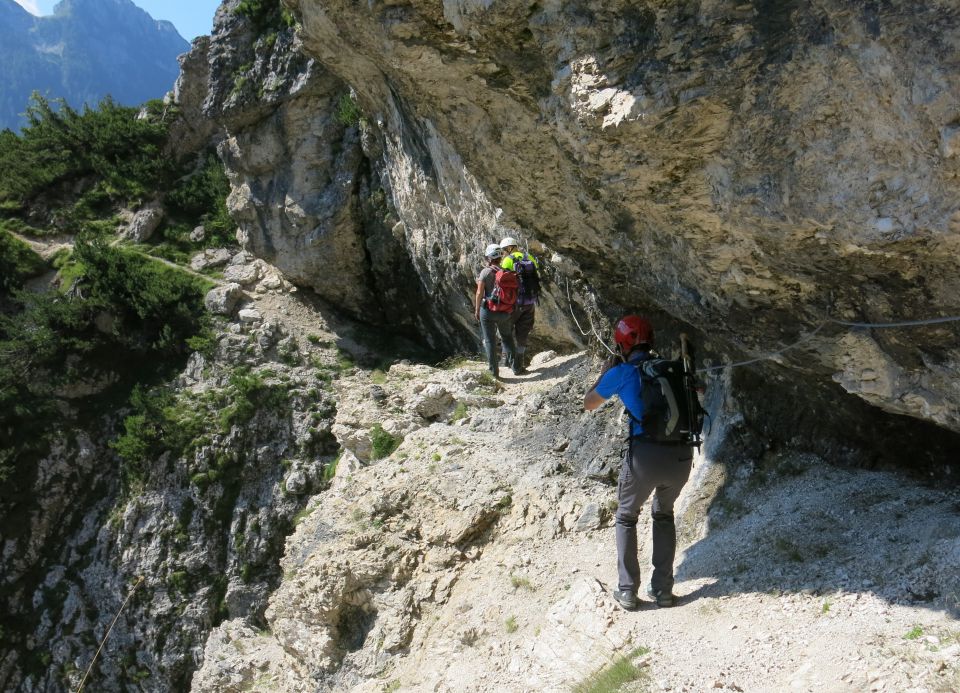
left=510, top=303, right=536, bottom=356
left=615, top=441, right=693, bottom=594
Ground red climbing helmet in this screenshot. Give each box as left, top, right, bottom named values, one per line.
left=613, top=315, right=654, bottom=353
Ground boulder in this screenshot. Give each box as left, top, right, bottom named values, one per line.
left=190, top=248, right=233, bottom=271
left=413, top=384, right=455, bottom=420
left=222, top=263, right=260, bottom=286
left=285, top=470, right=308, bottom=495
left=238, top=308, right=262, bottom=323
left=204, top=283, right=244, bottom=315
left=574, top=503, right=601, bottom=532
left=259, top=272, right=284, bottom=291
left=125, top=204, right=164, bottom=243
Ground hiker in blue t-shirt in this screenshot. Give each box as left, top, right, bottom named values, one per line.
left=583, top=315, right=694, bottom=611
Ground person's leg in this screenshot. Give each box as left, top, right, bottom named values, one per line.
left=478, top=308, right=499, bottom=377
left=649, top=450, right=693, bottom=595
left=513, top=304, right=535, bottom=370
left=615, top=444, right=657, bottom=593
left=506, top=308, right=520, bottom=368
left=495, top=312, right=518, bottom=373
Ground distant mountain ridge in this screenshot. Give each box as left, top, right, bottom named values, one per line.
left=0, top=0, right=190, bottom=131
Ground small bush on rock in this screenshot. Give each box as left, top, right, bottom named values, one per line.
left=0, top=229, right=46, bottom=294
left=369, top=424, right=402, bottom=460
left=573, top=646, right=651, bottom=693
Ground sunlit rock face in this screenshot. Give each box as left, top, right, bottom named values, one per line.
left=275, top=0, right=960, bottom=437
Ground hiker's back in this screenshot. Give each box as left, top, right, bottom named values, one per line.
left=486, top=267, right=518, bottom=313
left=502, top=251, right=540, bottom=305
left=633, top=358, right=703, bottom=445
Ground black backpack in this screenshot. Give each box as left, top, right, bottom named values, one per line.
left=513, top=253, right=540, bottom=303
left=627, top=358, right=704, bottom=446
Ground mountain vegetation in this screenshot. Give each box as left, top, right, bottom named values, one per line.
left=0, top=94, right=227, bottom=499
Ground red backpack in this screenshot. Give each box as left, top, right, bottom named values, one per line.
left=486, top=268, right=519, bottom=313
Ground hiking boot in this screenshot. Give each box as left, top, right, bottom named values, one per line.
left=647, top=586, right=675, bottom=607
left=513, top=366, right=528, bottom=375
left=612, top=589, right=638, bottom=611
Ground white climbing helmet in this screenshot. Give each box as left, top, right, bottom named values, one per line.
left=484, top=243, right=503, bottom=258
left=499, top=236, right=518, bottom=249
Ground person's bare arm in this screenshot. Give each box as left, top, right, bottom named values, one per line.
left=582, top=355, right=622, bottom=410
left=474, top=279, right=484, bottom=321
left=583, top=389, right=606, bottom=410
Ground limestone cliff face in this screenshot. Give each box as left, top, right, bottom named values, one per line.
left=169, top=3, right=960, bottom=451
left=173, top=0, right=590, bottom=354
left=233, top=0, right=958, bottom=447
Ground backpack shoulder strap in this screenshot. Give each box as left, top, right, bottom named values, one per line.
left=621, top=363, right=646, bottom=425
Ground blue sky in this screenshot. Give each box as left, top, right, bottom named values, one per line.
left=14, top=0, right=222, bottom=41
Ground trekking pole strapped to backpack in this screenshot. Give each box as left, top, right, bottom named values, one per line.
left=679, top=333, right=704, bottom=449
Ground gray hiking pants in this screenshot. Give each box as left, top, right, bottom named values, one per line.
left=479, top=306, right=516, bottom=377
left=616, top=440, right=693, bottom=594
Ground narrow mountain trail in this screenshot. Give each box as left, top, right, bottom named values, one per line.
left=7, top=231, right=75, bottom=260
left=9, top=229, right=232, bottom=286
left=194, top=286, right=960, bottom=693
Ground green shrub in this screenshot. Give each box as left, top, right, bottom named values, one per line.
left=369, top=424, right=402, bottom=460
left=185, top=329, right=218, bottom=359
left=235, top=0, right=296, bottom=32
left=0, top=229, right=46, bottom=294
left=0, top=95, right=172, bottom=210
left=0, top=216, right=49, bottom=238
left=1, top=240, right=212, bottom=486
left=75, top=241, right=212, bottom=348
left=336, top=93, right=362, bottom=127
left=509, top=574, right=534, bottom=591
left=477, top=371, right=498, bottom=390
left=321, top=453, right=340, bottom=482
left=573, top=647, right=651, bottom=693
left=336, top=350, right=355, bottom=372
left=450, top=402, right=469, bottom=423
left=168, top=571, right=189, bottom=593
left=111, top=367, right=289, bottom=492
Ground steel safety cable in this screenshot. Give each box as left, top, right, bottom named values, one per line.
left=75, top=576, right=144, bottom=693
left=827, top=315, right=960, bottom=328
left=695, top=313, right=960, bottom=374
left=565, top=277, right=618, bottom=357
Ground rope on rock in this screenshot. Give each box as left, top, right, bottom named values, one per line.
left=75, top=576, right=144, bottom=693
